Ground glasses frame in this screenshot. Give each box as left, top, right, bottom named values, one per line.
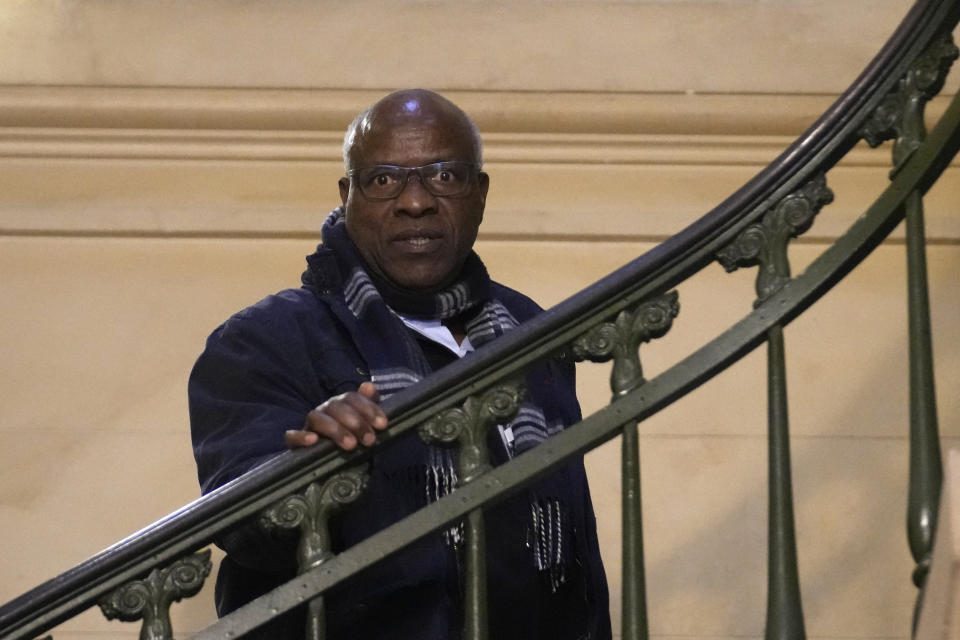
left=346, top=161, right=481, bottom=200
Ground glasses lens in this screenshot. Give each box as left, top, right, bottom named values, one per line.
left=421, top=162, right=475, bottom=196
left=356, top=166, right=406, bottom=199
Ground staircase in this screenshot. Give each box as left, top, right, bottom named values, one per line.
left=1, top=1, right=959, bottom=638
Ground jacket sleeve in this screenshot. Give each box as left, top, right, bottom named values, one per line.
left=188, top=291, right=366, bottom=571
left=190, top=315, right=315, bottom=494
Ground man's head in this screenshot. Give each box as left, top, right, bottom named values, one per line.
left=338, top=89, right=489, bottom=292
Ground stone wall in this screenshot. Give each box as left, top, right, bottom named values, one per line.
left=0, top=2, right=957, bottom=639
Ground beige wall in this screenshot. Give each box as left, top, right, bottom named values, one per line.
left=1, top=2, right=958, bottom=639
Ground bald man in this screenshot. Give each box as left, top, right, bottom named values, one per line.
left=190, top=90, right=611, bottom=640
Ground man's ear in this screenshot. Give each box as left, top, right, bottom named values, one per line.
left=338, top=177, right=350, bottom=208
left=477, top=172, right=490, bottom=221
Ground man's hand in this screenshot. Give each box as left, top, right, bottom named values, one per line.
left=285, top=382, right=388, bottom=450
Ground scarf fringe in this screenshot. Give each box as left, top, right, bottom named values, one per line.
left=528, top=497, right=567, bottom=592
left=425, top=446, right=464, bottom=548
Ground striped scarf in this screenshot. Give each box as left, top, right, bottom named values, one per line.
left=307, top=208, right=568, bottom=587
left=315, top=208, right=559, bottom=453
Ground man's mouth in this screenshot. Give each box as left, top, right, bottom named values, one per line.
left=393, top=230, right=443, bottom=252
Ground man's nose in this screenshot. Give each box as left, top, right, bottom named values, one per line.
left=394, top=173, right=436, bottom=216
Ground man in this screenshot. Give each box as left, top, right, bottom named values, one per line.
left=190, top=89, right=611, bottom=639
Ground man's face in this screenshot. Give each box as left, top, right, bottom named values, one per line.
left=339, top=107, right=489, bottom=291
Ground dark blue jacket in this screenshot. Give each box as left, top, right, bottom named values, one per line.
left=189, top=250, right=611, bottom=640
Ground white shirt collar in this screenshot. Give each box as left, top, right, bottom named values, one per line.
left=397, top=315, right=474, bottom=358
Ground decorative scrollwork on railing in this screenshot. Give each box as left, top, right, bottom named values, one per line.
left=419, top=381, right=524, bottom=484
left=98, top=550, right=212, bottom=640
left=572, top=292, right=679, bottom=396
left=716, top=174, right=834, bottom=307
left=860, top=33, right=959, bottom=171
left=260, top=466, right=369, bottom=572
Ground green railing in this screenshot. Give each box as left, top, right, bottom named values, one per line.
left=2, top=1, right=959, bottom=638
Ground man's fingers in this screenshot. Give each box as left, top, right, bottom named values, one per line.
left=285, top=429, right=319, bottom=448
left=324, top=397, right=385, bottom=444
left=345, top=386, right=387, bottom=430
left=357, top=381, right=381, bottom=403
left=304, top=408, right=361, bottom=449
left=289, top=386, right=388, bottom=451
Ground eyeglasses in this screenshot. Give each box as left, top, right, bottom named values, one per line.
left=347, top=161, right=480, bottom=200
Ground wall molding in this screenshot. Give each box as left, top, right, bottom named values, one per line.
left=0, top=87, right=956, bottom=241
left=1, top=86, right=953, bottom=137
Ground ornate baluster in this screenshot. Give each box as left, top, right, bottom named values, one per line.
left=98, top=550, right=212, bottom=640
left=572, top=292, right=680, bottom=640
left=859, top=33, right=958, bottom=630
left=260, top=466, right=369, bottom=640
left=717, top=174, right=833, bottom=640
left=419, top=382, right=524, bottom=640
left=860, top=35, right=959, bottom=175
